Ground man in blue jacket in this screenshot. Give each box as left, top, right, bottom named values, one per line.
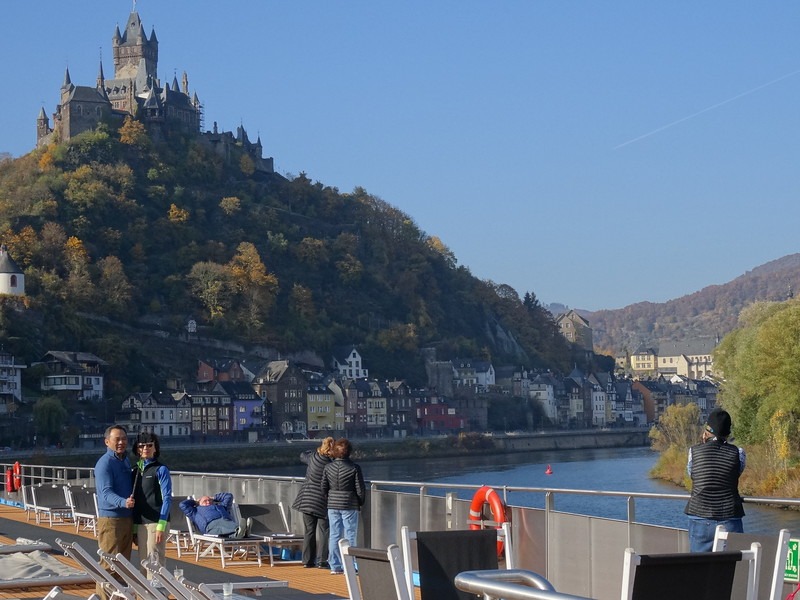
left=180, top=492, right=250, bottom=538
left=95, top=425, right=134, bottom=599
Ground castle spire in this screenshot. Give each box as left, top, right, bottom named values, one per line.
left=62, top=67, right=72, bottom=89
left=97, top=60, right=109, bottom=100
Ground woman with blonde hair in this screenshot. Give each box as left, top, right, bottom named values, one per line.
left=292, top=436, right=334, bottom=568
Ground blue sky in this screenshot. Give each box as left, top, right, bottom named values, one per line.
left=2, top=1, right=799, bottom=311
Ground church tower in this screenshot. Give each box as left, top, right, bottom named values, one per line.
left=112, top=11, right=158, bottom=81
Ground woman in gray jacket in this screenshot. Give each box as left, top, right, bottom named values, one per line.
left=291, top=436, right=334, bottom=568
left=321, top=438, right=365, bottom=574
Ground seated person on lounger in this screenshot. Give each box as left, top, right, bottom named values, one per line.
left=180, top=493, right=250, bottom=538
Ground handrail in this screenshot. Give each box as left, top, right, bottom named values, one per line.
left=9, top=464, right=800, bottom=510
left=367, top=478, right=800, bottom=509
left=454, top=569, right=593, bottom=600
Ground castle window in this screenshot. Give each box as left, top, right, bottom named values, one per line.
left=96, top=107, right=102, bottom=116
left=75, top=105, right=83, bottom=116
left=9, top=276, right=16, bottom=288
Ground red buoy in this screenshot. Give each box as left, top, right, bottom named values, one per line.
left=545, top=464, right=553, bottom=475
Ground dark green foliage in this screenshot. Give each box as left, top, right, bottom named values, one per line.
left=0, top=126, right=574, bottom=395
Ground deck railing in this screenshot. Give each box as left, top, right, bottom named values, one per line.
left=4, top=464, right=799, bottom=600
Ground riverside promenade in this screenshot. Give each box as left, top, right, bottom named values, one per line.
left=0, top=504, right=348, bottom=600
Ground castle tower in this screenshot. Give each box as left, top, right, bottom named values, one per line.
left=36, top=107, right=51, bottom=143
left=112, top=12, right=158, bottom=81
left=0, top=246, right=24, bottom=296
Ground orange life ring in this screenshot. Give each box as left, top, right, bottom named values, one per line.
left=12, top=461, right=21, bottom=491
left=468, top=485, right=507, bottom=555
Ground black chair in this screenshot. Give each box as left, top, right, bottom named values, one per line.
left=340, top=539, right=410, bottom=600
left=400, top=527, right=500, bottom=600
left=235, top=502, right=303, bottom=566
left=621, top=544, right=761, bottom=600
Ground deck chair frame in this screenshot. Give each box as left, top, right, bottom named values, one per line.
left=97, top=550, right=169, bottom=600
left=143, top=562, right=288, bottom=599
left=21, top=485, right=36, bottom=521
left=65, top=486, right=98, bottom=536
left=54, top=538, right=135, bottom=600
left=185, top=514, right=264, bottom=568
left=713, top=526, right=790, bottom=600
left=621, top=543, right=761, bottom=600
left=43, top=585, right=101, bottom=600
left=234, top=501, right=303, bottom=566
left=340, top=539, right=411, bottom=600
left=32, top=484, right=73, bottom=527
left=168, top=495, right=193, bottom=558
left=400, top=523, right=513, bottom=599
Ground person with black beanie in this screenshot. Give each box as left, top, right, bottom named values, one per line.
left=684, top=408, right=746, bottom=552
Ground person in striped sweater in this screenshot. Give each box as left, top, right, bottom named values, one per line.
left=684, top=408, right=746, bottom=552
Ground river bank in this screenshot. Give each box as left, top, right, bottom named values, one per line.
left=21, top=429, right=650, bottom=471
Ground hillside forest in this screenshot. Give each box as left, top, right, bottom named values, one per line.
left=584, top=254, right=800, bottom=356
left=0, top=119, right=591, bottom=404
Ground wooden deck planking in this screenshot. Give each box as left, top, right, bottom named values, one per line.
left=0, top=503, right=350, bottom=599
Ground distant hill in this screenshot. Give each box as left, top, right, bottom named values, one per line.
left=583, top=254, right=800, bottom=354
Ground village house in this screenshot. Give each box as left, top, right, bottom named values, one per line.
left=35, top=351, right=108, bottom=401
left=331, top=346, right=368, bottom=379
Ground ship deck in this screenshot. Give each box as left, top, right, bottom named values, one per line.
left=0, top=504, right=350, bottom=600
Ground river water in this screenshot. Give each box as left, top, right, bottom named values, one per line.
left=246, top=445, right=800, bottom=535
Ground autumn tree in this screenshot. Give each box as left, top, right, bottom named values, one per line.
left=119, top=116, right=149, bottom=148
left=295, top=237, right=328, bottom=267
left=219, top=196, right=241, bottom=216
left=63, top=236, right=94, bottom=307
left=335, top=254, right=363, bottom=284
left=649, top=403, right=701, bottom=486
left=426, top=235, right=457, bottom=267
left=715, top=299, right=800, bottom=446
left=96, top=256, right=134, bottom=318
left=649, top=403, right=701, bottom=452
left=227, top=242, right=278, bottom=335
left=240, top=154, right=255, bottom=176
left=188, top=261, right=231, bottom=319
left=168, top=203, right=190, bottom=223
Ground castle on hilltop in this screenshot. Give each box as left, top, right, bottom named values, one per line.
left=36, top=9, right=273, bottom=173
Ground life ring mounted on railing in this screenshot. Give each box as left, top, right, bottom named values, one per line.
left=12, top=461, right=21, bottom=492
left=468, top=485, right=508, bottom=556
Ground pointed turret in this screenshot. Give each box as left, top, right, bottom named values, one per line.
left=0, top=245, right=25, bottom=296
left=62, top=67, right=73, bottom=90
left=38, top=107, right=48, bottom=120
left=96, top=61, right=108, bottom=99
left=171, top=74, right=179, bottom=91
left=113, top=24, right=122, bottom=44
left=149, top=27, right=158, bottom=44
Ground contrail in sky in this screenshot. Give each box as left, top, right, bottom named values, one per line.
left=614, top=69, right=800, bottom=150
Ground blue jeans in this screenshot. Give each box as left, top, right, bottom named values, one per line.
left=687, top=516, right=743, bottom=552
left=327, top=509, right=359, bottom=571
